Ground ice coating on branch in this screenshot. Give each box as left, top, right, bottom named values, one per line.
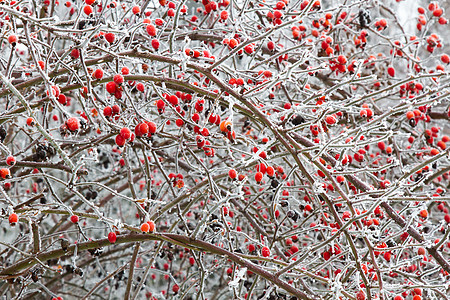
left=15, top=43, right=28, bottom=57
left=228, top=267, right=247, bottom=288
left=329, top=279, right=343, bottom=298
left=313, top=181, right=326, bottom=194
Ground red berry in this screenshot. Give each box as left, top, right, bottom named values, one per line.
left=66, top=117, right=80, bottom=131
left=220, top=10, right=228, bottom=20
left=37, top=60, right=45, bottom=70
left=58, top=94, right=67, bottom=105
left=438, top=17, right=448, bottom=25
left=359, top=109, right=367, bottom=118
left=337, top=55, right=347, bottom=65
left=120, top=67, right=130, bottom=75
left=132, top=5, right=140, bottom=15
left=141, top=222, right=150, bottom=232
left=433, top=8, right=443, bottom=17
left=112, top=105, right=121, bottom=115
left=71, top=49, right=80, bottom=59
left=6, top=156, right=16, bottom=166
left=93, top=68, right=104, bottom=79
left=113, top=74, right=124, bottom=85
left=147, top=121, right=157, bottom=134
left=151, top=39, right=160, bottom=50
left=441, top=54, right=449, bottom=64
left=70, top=215, right=79, bottom=223
left=228, top=169, right=237, bottom=179
left=83, top=5, right=93, bottom=15
left=290, top=244, right=299, bottom=253
left=108, top=232, right=117, bottom=243
left=255, top=172, right=263, bottom=182
left=26, top=117, right=35, bottom=126
left=146, top=25, right=157, bottom=36
left=266, top=166, right=275, bottom=177
left=148, top=220, right=155, bottom=232
left=103, top=106, right=113, bottom=117
left=325, top=115, right=336, bottom=125
left=8, top=35, right=18, bottom=45
left=106, top=81, right=117, bottom=94
left=172, top=284, right=179, bottom=293
left=192, top=113, right=200, bottom=123
left=261, top=246, right=270, bottom=257
left=115, top=134, right=126, bottom=146
left=136, top=82, right=145, bottom=92
left=356, top=291, right=366, bottom=300
left=9, top=213, right=18, bottom=224
left=406, top=111, right=415, bottom=119
left=105, top=32, right=115, bottom=44
left=248, top=244, right=255, bottom=252
left=120, top=127, right=131, bottom=139
left=228, top=38, right=238, bottom=48
left=135, top=122, right=149, bottom=136
left=387, top=66, right=395, bottom=77
left=430, top=148, right=439, bottom=156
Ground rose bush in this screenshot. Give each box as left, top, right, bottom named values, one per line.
left=0, top=0, right=449, bottom=299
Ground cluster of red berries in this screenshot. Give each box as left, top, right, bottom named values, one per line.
left=134, top=121, right=157, bottom=138
left=374, top=18, right=387, bottom=31
left=247, top=244, right=271, bottom=257
left=399, top=81, right=424, bottom=98
left=168, top=173, right=184, bottom=188
left=405, top=106, right=430, bottom=128
left=328, top=55, right=348, bottom=73
left=318, top=35, right=335, bottom=56
left=140, top=220, right=155, bottom=233
left=104, top=74, right=128, bottom=99
left=222, top=37, right=238, bottom=49
left=64, top=117, right=80, bottom=132
left=103, top=104, right=121, bottom=119
left=354, top=30, right=368, bottom=49
left=425, top=34, right=442, bottom=53
left=417, top=3, right=447, bottom=30
left=115, top=127, right=135, bottom=147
